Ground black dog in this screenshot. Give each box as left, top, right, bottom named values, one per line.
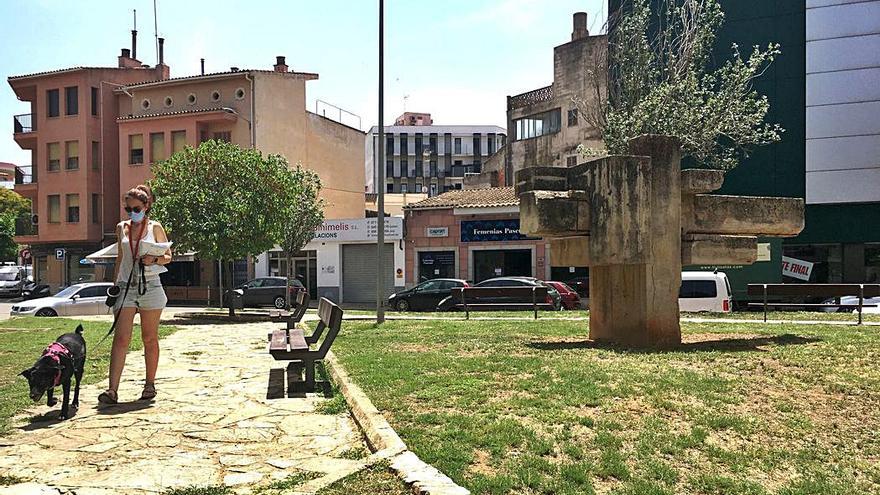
left=20, top=324, right=86, bottom=420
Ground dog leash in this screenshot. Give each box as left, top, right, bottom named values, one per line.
left=95, top=261, right=137, bottom=347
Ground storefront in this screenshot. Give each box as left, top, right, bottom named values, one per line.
left=256, top=217, right=405, bottom=304
left=404, top=187, right=566, bottom=286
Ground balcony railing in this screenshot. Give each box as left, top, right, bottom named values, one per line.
left=14, top=216, right=37, bottom=236
left=509, top=85, right=554, bottom=110
left=448, top=163, right=482, bottom=178
left=13, top=114, right=34, bottom=133
left=14, top=165, right=33, bottom=185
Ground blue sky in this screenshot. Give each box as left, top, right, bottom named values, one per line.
left=0, top=0, right=606, bottom=165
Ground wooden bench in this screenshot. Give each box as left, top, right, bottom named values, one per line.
left=268, top=297, right=343, bottom=390
left=448, top=286, right=552, bottom=319
left=746, top=283, right=880, bottom=324
left=286, top=290, right=311, bottom=330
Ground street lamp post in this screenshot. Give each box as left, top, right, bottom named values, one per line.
left=376, top=0, right=386, bottom=324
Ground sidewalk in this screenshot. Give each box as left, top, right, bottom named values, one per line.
left=0, top=322, right=367, bottom=495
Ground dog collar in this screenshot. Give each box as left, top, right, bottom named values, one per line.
left=42, top=342, right=71, bottom=387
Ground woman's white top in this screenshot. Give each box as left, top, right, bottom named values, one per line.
left=117, top=220, right=169, bottom=282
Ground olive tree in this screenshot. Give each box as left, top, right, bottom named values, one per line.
left=577, top=0, right=783, bottom=169
left=149, top=140, right=293, bottom=315
left=277, top=164, right=325, bottom=309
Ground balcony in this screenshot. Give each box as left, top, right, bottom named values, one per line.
left=15, top=165, right=34, bottom=185
left=13, top=113, right=37, bottom=149
left=509, top=85, right=554, bottom=110
left=14, top=216, right=37, bottom=237
left=448, top=163, right=482, bottom=178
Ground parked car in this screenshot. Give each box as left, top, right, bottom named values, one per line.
left=546, top=281, right=581, bottom=310
left=388, top=278, right=469, bottom=311
left=11, top=282, right=114, bottom=317
left=0, top=266, right=27, bottom=297
left=436, top=276, right=562, bottom=311
left=679, top=271, right=732, bottom=312
left=565, top=276, right=590, bottom=298
left=820, top=295, right=880, bottom=314
left=226, top=277, right=305, bottom=309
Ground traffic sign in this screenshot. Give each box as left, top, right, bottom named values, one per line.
left=55, top=248, right=66, bottom=260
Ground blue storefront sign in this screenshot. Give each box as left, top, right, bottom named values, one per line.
left=460, top=219, right=538, bottom=242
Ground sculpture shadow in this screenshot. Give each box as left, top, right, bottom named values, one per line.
left=526, top=333, right=822, bottom=354
left=266, top=364, right=331, bottom=400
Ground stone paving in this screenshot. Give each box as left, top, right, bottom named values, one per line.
left=0, top=322, right=368, bottom=495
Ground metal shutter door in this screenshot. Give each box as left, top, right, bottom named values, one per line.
left=342, top=244, right=395, bottom=303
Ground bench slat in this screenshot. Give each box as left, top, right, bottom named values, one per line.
left=269, top=329, right=288, bottom=352
left=287, top=332, right=308, bottom=351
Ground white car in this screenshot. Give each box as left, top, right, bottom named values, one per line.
left=679, top=271, right=733, bottom=313
left=11, top=283, right=114, bottom=317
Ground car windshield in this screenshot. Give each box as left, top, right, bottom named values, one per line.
left=0, top=272, right=18, bottom=281
left=55, top=285, right=83, bottom=298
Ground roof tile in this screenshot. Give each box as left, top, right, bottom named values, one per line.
left=404, top=187, right=518, bottom=210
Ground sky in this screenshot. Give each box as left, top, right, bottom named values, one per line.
left=0, top=0, right=607, bottom=165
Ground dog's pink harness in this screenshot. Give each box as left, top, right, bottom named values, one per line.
left=42, top=342, right=71, bottom=387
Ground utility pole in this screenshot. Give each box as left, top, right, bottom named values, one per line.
left=376, top=0, right=386, bottom=324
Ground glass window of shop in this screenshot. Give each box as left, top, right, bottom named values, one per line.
left=866, top=244, right=880, bottom=283
left=268, top=250, right=317, bottom=298
left=783, top=244, right=842, bottom=283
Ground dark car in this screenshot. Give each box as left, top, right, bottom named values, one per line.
left=226, top=276, right=304, bottom=309
left=565, top=276, right=590, bottom=298
left=436, top=276, right=562, bottom=311
left=388, top=278, right=469, bottom=311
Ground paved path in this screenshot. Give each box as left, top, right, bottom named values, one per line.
left=0, top=322, right=367, bottom=495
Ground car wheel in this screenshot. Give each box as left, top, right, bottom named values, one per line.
left=395, top=299, right=410, bottom=312
left=35, top=308, right=57, bottom=317
left=273, top=296, right=286, bottom=309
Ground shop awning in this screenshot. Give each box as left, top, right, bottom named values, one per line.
left=84, top=244, right=197, bottom=264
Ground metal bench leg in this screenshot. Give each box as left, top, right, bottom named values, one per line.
left=304, top=359, right=316, bottom=391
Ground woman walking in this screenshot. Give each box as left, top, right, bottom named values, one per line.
left=98, top=185, right=172, bottom=404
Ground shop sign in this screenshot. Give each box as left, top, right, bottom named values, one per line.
left=757, top=243, right=771, bottom=262
left=426, top=227, right=448, bottom=238
left=460, top=219, right=538, bottom=243
left=782, top=256, right=813, bottom=281
left=313, top=217, right=403, bottom=242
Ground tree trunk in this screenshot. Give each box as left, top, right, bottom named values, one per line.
left=285, top=252, right=293, bottom=311
left=218, top=258, right=223, bottom=311
left=226, top=259, right=236, bottom=317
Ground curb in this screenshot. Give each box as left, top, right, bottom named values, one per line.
left=325, top=351, right=470, bottom=495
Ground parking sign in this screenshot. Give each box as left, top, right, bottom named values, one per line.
left=55, top=248, right=66, bottom=260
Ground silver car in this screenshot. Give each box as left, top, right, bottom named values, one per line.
left=11, top=283, right=114, bottom=317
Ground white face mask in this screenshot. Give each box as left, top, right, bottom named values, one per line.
left=128, top=209, right=146, bottom=223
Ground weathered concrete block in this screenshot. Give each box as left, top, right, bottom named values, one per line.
left=549, top=236, right=591, bottom=267
left=681, top=169, right=725, bottom=194
left=692, top=195, right=805, bottom=237
left=681, top=234, right=758, bottom=265
left=519, top=190, right=590, bottom=236
left=515, top=166, right=568, bottom=194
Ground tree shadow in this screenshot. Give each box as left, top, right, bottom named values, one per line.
left=526, top=333, right=822, bottom=354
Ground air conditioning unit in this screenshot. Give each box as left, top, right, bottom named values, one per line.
left=31, top=214, right=38, bottom=225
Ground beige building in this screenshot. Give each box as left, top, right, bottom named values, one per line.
left=475, top=12, right=607, bottom=187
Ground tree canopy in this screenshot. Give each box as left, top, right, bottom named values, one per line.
left=0, top=188, right=31, bottom=261
left=579, top=0, right=783, bottom=170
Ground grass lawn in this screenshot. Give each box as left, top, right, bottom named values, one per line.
left=332, top=318, right=880, bottom=494
left=0, top=317, right=179, bottom=434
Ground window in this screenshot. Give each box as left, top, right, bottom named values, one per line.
left=91, top=141, right=100, bottom=170
left=164, top=96, right=173, bottom=108
left=47, top=195, right=61, bottom=223
left=47, top=89, right=60, bottom=117
left=454, top=137, right=462, bottom=154
left=213, top=131, right=231, bottom=143
left=444, top=133, right=452, bottom=155
left=66, top=194, right=79, bottom=223
left=47, top=142, right=61, bottom=171
left=488, top=134, right=496, bottom=154
left=866, top=244, right=880, bottom=283
left=211, top=90, right=221, bottom=102
left=473, top=134, right=482, bottom=157
left=187, top=93, right=197, bottom=105
left=568, top=108, right=579, bottom=127
left=415, top=160, right=423, bottom=177
left=401, top=159, right=408, bottom=178
left=141, top=99, right=151, bottom=110
left=77, top=285, right=107, bottom=298
left=65, top=86, right=78, bottom=115
left=171, top=131, right=186, bottom=154
left=386, top=183, right=394, bottom=193
left=385, top=135, right=394, bottom=156
left=429, top=183, right=437, bottom=196
left=415, top=134, right=423, bottom=157
left=91, top=194, right=100, bottom=224
left=429, top=160, right=437, bottom=176
left=235, top=88, right=246, bottom=100
left=429, top=135, right=437, bottom=155
left=65, top=141, right=79, bottom=169
left=150, top=133, right=165, bottom=162
left=91, top=87, right=98, bottom=116
left=386, top=160, right=394, bottom=178
left=129, top=134, right=144, bottom=164
left=401, top=183, right=408, bottom=194
left=514, top=109, right=562, bottom=140
left=400, top=133, right=408, bottom=155
left=567, top=156, right=577, bottom=167
left=679, top=280, right=717, bottom=299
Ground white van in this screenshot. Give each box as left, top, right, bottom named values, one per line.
left=679, top=271, right=732, bottom=313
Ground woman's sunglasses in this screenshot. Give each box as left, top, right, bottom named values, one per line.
left=124, top=206, right=143, bottom=214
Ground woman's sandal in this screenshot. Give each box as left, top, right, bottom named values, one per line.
left=140, top=383, right=156, bottom=401
left=97, top=389, right=118, bottom=405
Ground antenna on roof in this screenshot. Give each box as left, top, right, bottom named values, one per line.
left=153, top=0, right=159, bottom=65
left=133, top=9, right=136, bottom=30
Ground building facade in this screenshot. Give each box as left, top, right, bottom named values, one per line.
left=365, top=119, right=506, bottom=196
left=8, top=37, right=170, bottom=290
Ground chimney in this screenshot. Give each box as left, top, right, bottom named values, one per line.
left=131, top=29, right=138, bottom=60
left=118, top=48, right=136, bottom=68
left=200, top=58, right=205, bottom=75
left=274, top=55, right=288, bottom=73
left=572, top=12, right=589, bottom=40
left=158, top=37, right=165, bottom=65
left=230, top=67, right=239, bottom=72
